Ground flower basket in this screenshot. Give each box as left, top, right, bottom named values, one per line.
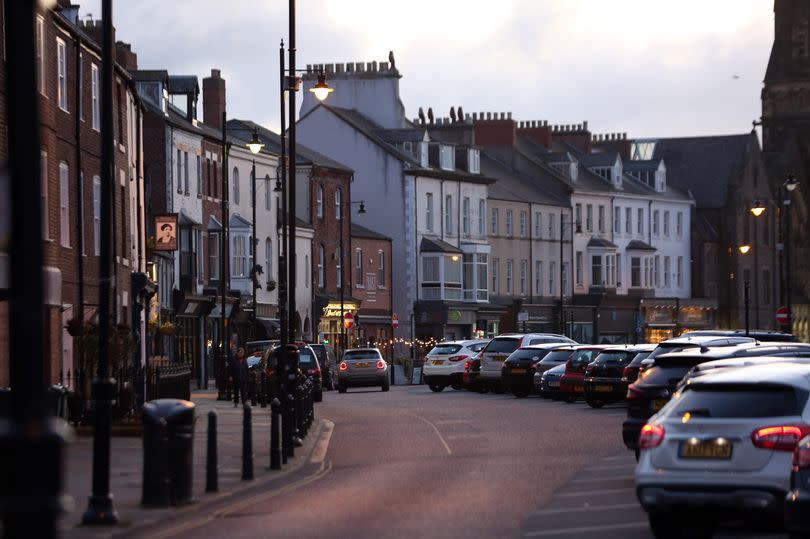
left=158, top=322, right=176, bottom=335
left=266, top=279, right=277, bottom=292
left=66, top=318, right=84, bottom=338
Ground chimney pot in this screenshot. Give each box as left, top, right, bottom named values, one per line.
left=622, top=132, right=627, bottom=140
left=380, top=61, right=389, bottom=71
left=472, top=113, right=478, bottom=120
left=507, top=112, right=512, bottom=120
left=583, top=120, right=589, bottom=130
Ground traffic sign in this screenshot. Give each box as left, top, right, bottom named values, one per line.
left=343, top=312, right=354, bottom=329
left=392, top=313, right=399, bottom=329
left=776, top=306, right=789, bottom=325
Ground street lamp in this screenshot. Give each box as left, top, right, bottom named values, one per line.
left=738, top=243, right=751, bottom=255
left=309, top=72, right=334, bottom=101
left=247, top=129, right=265, bottom=335
left=750, top=200, right=766, bottom=217
left=783, top=174, right=799, bottom=333
left=338, top=200, right=367, bottom=362
left=738, top=243, right=751, bottom=336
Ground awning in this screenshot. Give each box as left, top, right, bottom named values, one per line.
left=420, top=237, right=462, bottom=254
left=177, top=298, right=213, bottom=318
left=587, top=237, right=617, bottom=249
left=626, top=239, right=656, bottom=252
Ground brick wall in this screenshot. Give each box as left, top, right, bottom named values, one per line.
left=310, top=166, right=352, bottom=294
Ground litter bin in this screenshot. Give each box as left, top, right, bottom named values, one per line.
left=142, top=399, right=196, bottom=506
left=47, top=384, right=69, bottom=420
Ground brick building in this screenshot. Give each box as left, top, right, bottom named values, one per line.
left=349, top=223, right=393, bottom=357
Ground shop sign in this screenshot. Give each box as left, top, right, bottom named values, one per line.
left=448, top=310, right=462, bottom=323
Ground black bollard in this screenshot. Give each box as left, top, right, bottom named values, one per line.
left=270, top=398, right=281, bottom=470
left=250, top=374, right=258, bottom=407
left=242, top=404, right=254, bottom=480
left=260, top=371, right=267, bottom=408
left=206, top=411, right=218, bottom=492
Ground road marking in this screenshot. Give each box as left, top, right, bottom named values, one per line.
left=445, top=433, right=486, bottom=440
left=530, top=502, right=641, bottom=516
left=412, top=414, right=453, bottom=455
left=309, top=420, right=334, bottom=464
left=589, top=463, right=636, bottom=471
left=557, top=487, right=634, bottom=497
left=571, top=475, right=635, bottom=484
left=523, top=521, right=648, bottom=537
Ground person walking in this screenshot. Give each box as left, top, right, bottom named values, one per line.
left=229, top=346, right=249, bottom=407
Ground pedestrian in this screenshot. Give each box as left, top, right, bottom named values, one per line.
left=229, top=346, right=249, bottom=407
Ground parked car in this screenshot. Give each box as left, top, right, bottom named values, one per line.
left=337, top=348, right=390, bottom=393
left=422, top=340, right=489, bottom=392
left=620, top=346, right=657, bottom=386
left=559, top=345, right=612, bottom=403
left=683, top=329, right=796, bottom=342
left=478, top=333, right=576, bottom=392
left=786, top=435, right=810, bottom=537
left=294, top=342, right=323, bottom=402
left=310, top=343, right=337, bottom=390
left=255, top=341, right=321, bottom=401
left=245, top=340, right=277, bottom=359
left=583, top=344, right=655, bottom=408
left=636, top=362, right=810, bottom=537
left=537, top=363, right=566, bottom=399
left=462, top=354, right=486, bottom=393
left=635, top=335, right=759, bottom=377
left=502, top=343, right=570, bottom=398
left=534, top=347, right=576, bottom=376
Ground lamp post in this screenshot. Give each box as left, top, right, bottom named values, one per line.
left=247, top=129, right=265, bottom=334
left=750, top=200, right=766, bottom=329
left=339, top=201, right=366, bottom=361
left=738, top=243, right=751, bottom=336
left=784, top=175, right=798, bottom=334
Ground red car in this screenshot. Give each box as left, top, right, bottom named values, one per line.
left=559, top=345, right=612, bottom=403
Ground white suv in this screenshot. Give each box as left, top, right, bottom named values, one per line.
left=478, top=333, right=576, bottom=393
left=636, top=361, right=810, bottom=537
left=422, top=340, right=489, bottom=392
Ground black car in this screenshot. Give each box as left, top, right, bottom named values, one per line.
left=502, top=344, right=567, bottom=398
left=537, top=363, right=566, bottom=399
left=682, top=329, right=796, bottom=342
left=534, top=348, right=576, bottom=376
left=309, top=343, right=336, bottom=390
left=261, top=342, right=323, bottom=402
left=583, top=345, right=654, bottom=408
left=786, top=435, right=810, bottom=537
left=619, top=348, right=655, bottom=387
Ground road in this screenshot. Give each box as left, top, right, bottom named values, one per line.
left=161, top=385, right=785, bottom=539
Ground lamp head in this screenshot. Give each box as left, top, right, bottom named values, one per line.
left=785, top=175, right=799, bottom=192
left=750, top=200, right=766, bottom=217
left=450, top=255, right=460, bottom=262
left=246, top=128, right=264, bottom=155
left=309, top=73, right=333, bottom=102
left=738, top=243, right=751, bottom=255
left=358, top=201, right=366, bottom=214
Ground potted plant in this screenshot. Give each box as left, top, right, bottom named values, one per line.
left=266, top=279, right=277, bottom=291
left=66, top=317, right=84, bottom=338
left=158, top=322, right=176, bottom=335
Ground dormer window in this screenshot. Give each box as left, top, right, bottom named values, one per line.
left=592, top=167, right=612, bottom=181
left=403, top=141, right=413, bottom=155
left=420, top=141, right=429, bottom=167
left=440, top=145, right=455, bottom=171
left=468, top=149, right=480, bottom=174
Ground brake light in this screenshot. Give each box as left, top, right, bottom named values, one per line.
left=639, top=423, right=665, bottom=449
left=626, top=383, right=644, bottom=400
left=448, top=355, right=468, bottom=362
left=307, top=368, right=320, bottom=376
left=793, top=437, right=810, bottom=469
left=622, top=366, right=632, bottom=379
left=376, top=360, right=385, bottom=369
left=752, top=425, right=810, bottom=451
left=464, top=361, right=471, bottom=371
left=339, top=362, right=348, bottom=371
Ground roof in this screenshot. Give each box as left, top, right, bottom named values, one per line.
left=587, top=237, right=617, bottom=249
left=482, top=151, right=568, bottom=207
left=579, top=152, right=619, bottom=168
left=167, top=75, right=199, bottom=95
left=351, top=222, right=391, bottom=241
left=653, top=134, right=754, bottom=209
left=623, top=159, right=662, bottom=172
left=626, top=239, right=656, bottom=251
left=420, top=237, right=462, bottom=254
left=376, top=128, right=426, bottom=143
left=131, top=69, right=169, bottom=82
left=689, top=362, right=810, bottom=390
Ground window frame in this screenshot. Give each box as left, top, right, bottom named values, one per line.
left=59, top=161, right=70, bottom=247
left=56, top=37, right=68, bottom=111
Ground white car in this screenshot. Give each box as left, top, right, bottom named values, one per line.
left=478, top=333, right=576, bottom=392
left=636, top=362, right=810, bottom=537
left=422, top=340, right=489, bottom=392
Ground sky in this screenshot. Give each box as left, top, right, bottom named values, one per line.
left=78, top=0, right=774, bottom=139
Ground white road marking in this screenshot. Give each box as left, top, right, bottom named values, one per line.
left=557, top=487, right=634, bottom=497
left=412, top=414, right=453, bottom=455
left=531, top=502, right=641, bottom=516
left=571, top=475, right=635, bottom=484
left=309, top=420, right=334, bottom=464
left=523, top=521, right=649, bottom=537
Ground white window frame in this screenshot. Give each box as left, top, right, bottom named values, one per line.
left=677, top=256, right=683, bottom=288
left=575, top=251, right=583, bottom=285
left=335, top=188, right=342, bottom=221
left=478, top=199, right=485, bottom=236
left=444, top=194, right=452, bottom=234
left=209, top=232, right=220, bottom=281
left=91, top=64, right=100, bottom=130
left=535, top=212, right=542, bottom=239
left=232, top=167, right=240, bottom=204
left=491, top=258, right=499, bottom=294
left=316, top=185, right=323, bottom=219
left=614, top=207, right=621, bottom=234
left=440, top=145, right=454, bottom=170
left=41, top=151, right=49, bottom=239
left=549, top=261, right=556, bottom=296
left=535, top=260, right=543, bottom=295
left=505, top=209, right=513, bottom=237
left=462, top=196, right=470, bottom=235
left=664, top=256, right=671, bottom=287
left=196, top=155, right=201, bottom=196
left=506, top=259, right=513, bottom=294
left=93, top=176, right=101, bottom=255
left=491, top=207, right=498, bottom=235
left=653, top=210, right=660, bottom=236
left=37, top=16, right=45, bottom=94
left=56, top=37, right=68, bottom=111
left=519, top=210, right=527, bottom=238
left=598, top=205, right=605, bottom=233
left=586, top=204, right=593, bottom=232
left=318, top=245, right=325, bottom=289
left=637, top=208, right=644, bottom=235
left=676, top=211, right=683, bottom=238
left=426, top=192, right=434, bottom=231
left=519, top=259, right=527, bottom=295
left=264, top=175, right=271, bottom=210
left=663, top=211, right=670, bottom=237
left=263, top=237, right=271, bottom=284
left=378, top=250, right=385, bottom=287
left=59, top=161, right=70, bottom=247
left=355, top=249, right=364, bottom=287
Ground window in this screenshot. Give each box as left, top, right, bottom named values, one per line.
left=37, top=16, right=45, bottom=94
left=591, top=255, right=602, bottom=286
left=505, top=210, right=513, bottom=236
left=232, top=235, right=247, bottom=277
left=491, top=207, right=498, bottom=235
left=184, top=151, right=189, bottom=194
left=676, top=212, right=683, bottom=238
left=663, top=211, right=670, bottom=237
left=616, top=253, right=621, bottom=286
left=462, top=197, right=470, bottom=235
left=176, top=150, right=183, bottom=193
left=40, top=152, right=49, bottom=239
left=335, top=188, right=342, bottom=220
left=232, top=167, right=240, bottom=204
left=653, top=210, right=659, bottom=236
left=426, top=192, right=434, bottom=231
left=575, top=251, right=583, bottom=285
left=606, top=254, right=616, bottom=286
left=57, top=38, right=68, bottom=111
left=318, top=245, right=324, bottom=288
left=535, top=212, right=542, bottom=238
left=305, top=255, right=309, bottom=288
left=78, top=53, right=83, bottom=120
left=93, top=176, right=101, bottom=255
left=614, top=207, right=621, bottom=234
left=535, top=261, right=543, bottom=295
left=519, top=211, right=527, bottom=238
left=196, top=230, right=204, bottom=283
left=422, top=256, right=440, bottom=282
left=637, top=208, right=644, bottom=235
left=549, top=261, right=556, bottom=296
left=469, top=149, right=480, bottom=173
left=196, top=155, right=201, bottom=195
left=476, top=254, right=488, bottom=301
left=491, top=258, right=499, bottom=293
left=575, top=203, right=582, bottom=230
left=355, top=249, right=363, bottom=287
left=336, top=248, right=342, bottom=289
left=519, top=260, right=527, bottom=295
left=79, top=172, right=85, bottom=254
left=677, top=256, right=684, bottom=288
left=585, top=204, right=593, bottom=232
left=316, top=185, right=323, bottom=219
left=445, top=194, right=452, bottom=234
left=654, top=255, right=660, bottom=287
left=91, top=64, right=100, bottom=130
left=598, top=205, right=605, bottom=233
left=562, top=263, right=568, bottom=295
left=478, top=199, right=485, bottom=236
left=644, top=257, right=651, bottom=287
left=264, top=175, right=271, bottom=210
left=626, top=208, right=632, bottom=234
left=59, top=162, right=69, bottom=247
left=664, top=256, right=671, bottom=287
left=378, top=251, right=385, bottom=287
left=209, top=233, right=220, bottom=280
left=631, top=257, right=641, bottom=287
left=463, top=254, right=474, bottom=300
left=439, top=145, right=454, bottom=170
left=548, top=214, right=555, bottom=239
left=506, top=260, right=514, bottom=294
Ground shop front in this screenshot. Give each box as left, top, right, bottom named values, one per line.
left=174, top=294, right=214, bottom=387
left=640, top=297, right=717, bottom=343
left=317, top=299, right=360, bottom=356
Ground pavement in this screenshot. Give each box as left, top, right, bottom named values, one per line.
left=59, top=390, right=333, bottom=539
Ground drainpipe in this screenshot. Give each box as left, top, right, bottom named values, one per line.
left=74, top=34, right=85, bottom=369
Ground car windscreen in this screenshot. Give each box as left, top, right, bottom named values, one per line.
left=343, top=350, right=381, bottom=361
left=592, top=351, right=634, bottom=364
left=539, top=350, right=572, bottom=364
left=571, top=349, right=599, bottom=365
left=428, top=344, right=462, bottom=355
left=673, top=384, right=805, bottom=418
left=627, top=351, right=652, bottom=367
left=507, top=349, right=550, bottom=362
left=485, top=338, right=521, bottom=354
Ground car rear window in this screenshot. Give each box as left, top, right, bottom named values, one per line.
left=628, top=351, right=652, bottom=367
left=508, top=349, right=550, bottom=362
left=639, top=365, right=694, bottom=387
left=540, top=350, right=572, bottom=364
left=310, top=345, right=326, bottom=361
left=298, top=348, right=317, bottom=365
left=468, top=342, right=488, bottom=353
left=429, top=344, right=462, bottom=355
left=648, top=343, right=700, bottom=360
left=572, top=349, right=599, bottom=364
left=246, top=342, right=274, bottom=356
left=344, top=350, right=381, bottom=360
left=593, top=351, right=634, bottom=364
left=485, top=338, right=520, bottom=354
left=673, top=385, right=805, bottom=418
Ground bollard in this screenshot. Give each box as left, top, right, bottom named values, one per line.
left=285, top=392, right=296, bottom=458
left=260, top=371, right=267, bottom=408
left=242, top=404, right=254, bottom=480
left=270, top=398, right=281, bottom=470
left=206, top=411, right=218, bottom=492
left=250, top=374, right=258, bottom=407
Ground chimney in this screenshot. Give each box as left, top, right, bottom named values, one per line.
left=79, top=18, right=115, bottom=49
left=473, top=112, right=517, bottom=146
left=203, top=69, right=226, bottom=131
left=115, top=41, right=138, bottom=71
left=517, top=119, right=552, bottom=148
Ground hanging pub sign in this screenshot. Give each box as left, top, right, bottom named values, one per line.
left=154, top=214, right=178, bottom=251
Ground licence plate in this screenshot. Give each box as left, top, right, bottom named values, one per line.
left=494, top=355, right=507, bottom=362
left=511, top=368, right=527, bottom=374
left=355, top=362, right=369, bottom=368
left=548, top=381, right=560, bottom=388
left=573, top=385, right=584, bottom=393
left=679, top=439, right=733, bottom=460
left=595, top=384, right=613, bottom=392
left=431, top=360, right=444, bottom=366
left=653, top=398, right=668, bottom=412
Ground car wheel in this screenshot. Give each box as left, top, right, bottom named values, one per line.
left=492, top=383, right=506, bottom=394
left=338, top=383, right=347, bottom=394
left=511, top=387, right=531, bottom=398
left=586, top=398, right=604, bottom=408
left=428, top=383, right=445, bottom=392
left=381, top=380, right=390, bottom=392
left=314, top=390, right=323, bottom=403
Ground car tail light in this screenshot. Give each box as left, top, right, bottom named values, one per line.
left=639, top=423, right=665, bottom=449
left=307, top=368, right=320, bottom=376
left=626, top=383, right=644, bottom=400
left=376, top=360, right=385, bottom=369
left=448, top=355, right=468, bottom=362
left=793, top=437, right=810, bottom=469
left=339, top=362, right=348, bottom=371
left=751, top=425, right=810, bottom=451
left=622, top=366, right=632, bottom=379
left=464, top=361, right=471, bottom=371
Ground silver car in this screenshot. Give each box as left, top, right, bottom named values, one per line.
left=337, top=348, right=390, bottom=393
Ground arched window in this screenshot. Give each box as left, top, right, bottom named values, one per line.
left=232, top=167, right=240, bottom=204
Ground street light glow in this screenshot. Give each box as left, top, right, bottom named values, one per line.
left=246, top=129, right=265, bottom=155
left=309, top=73, right=334, bottom=101
left=750, top=200, right=765, bottom=217
left=785, top=176, right=799, bottom=192
left=738, top=244, right=751, bottom=254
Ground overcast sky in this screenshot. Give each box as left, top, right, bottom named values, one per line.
left=79, top=0, right=773, bottom=139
